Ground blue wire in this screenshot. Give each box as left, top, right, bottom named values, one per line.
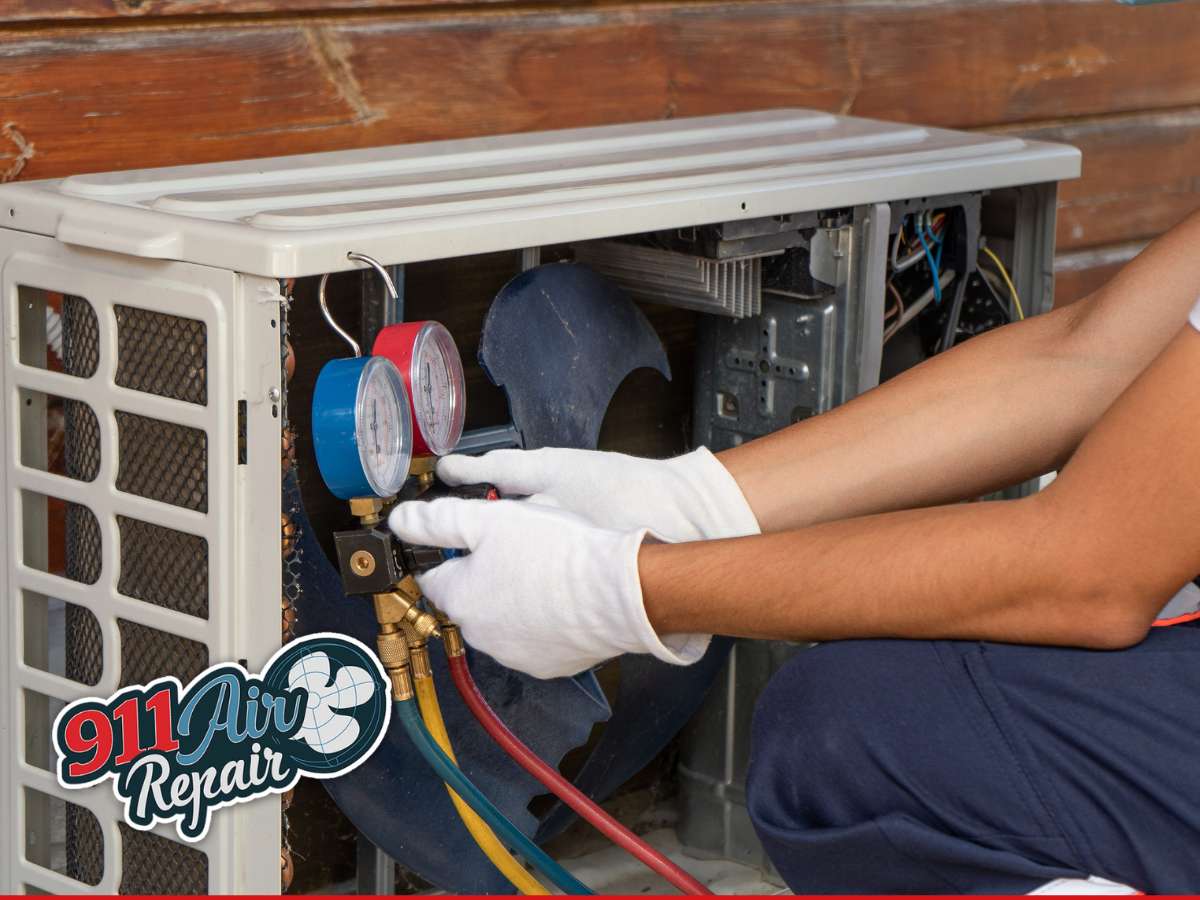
left=917, top=215, right=942, bottom=305
left=395, top=698, right=594, bottom=895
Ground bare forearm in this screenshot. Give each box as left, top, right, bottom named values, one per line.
left=639, top=491, right=1158, bottom=651
left=639, top=497, right=1095, bottom=647
left=647, top=319, right=1200, bottom=652
left=721, top=209, right=1200, bottom=533
left=722, top=310, right=1094, bottom=531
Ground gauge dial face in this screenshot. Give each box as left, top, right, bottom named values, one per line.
left=410, top=324, right=466, bottom=456
left=355, top=357, right=413, bottom=496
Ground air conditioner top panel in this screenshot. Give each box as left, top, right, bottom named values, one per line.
left=0, top=109, right=1079, bottom=278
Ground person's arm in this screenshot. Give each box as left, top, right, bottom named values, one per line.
left=724, top=209, right=1200, bottom=532
left=643, top=322, right=1200, bottom=651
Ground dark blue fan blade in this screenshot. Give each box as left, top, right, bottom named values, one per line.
left=479, top=264, right=730, bottom=840
left=480, top=263, right=670, bottom=450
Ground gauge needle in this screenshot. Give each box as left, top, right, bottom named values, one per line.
left=423, top=363, right=433, bottom=407
left=371, top=399, right=380, bottom=455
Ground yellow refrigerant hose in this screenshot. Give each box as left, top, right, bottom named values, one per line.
left=413, top=672, right=551, bottom=895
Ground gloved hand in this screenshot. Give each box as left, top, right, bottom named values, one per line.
left=436, top=446, right=759, bottom=542
left=388, top=497, right=709, bottom=679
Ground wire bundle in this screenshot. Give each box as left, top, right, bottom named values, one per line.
left=914, top=213, right=945, bottom=306
left=886, top=212, right=949, bottom=342
left=886, top=212, right=1028, bottom=350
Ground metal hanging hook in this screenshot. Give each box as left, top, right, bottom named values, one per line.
left=318, top=252, right=399, bottom=358
left=318, top=271, right=362, bottom=358
left=347, top=251, right=399, bottom=301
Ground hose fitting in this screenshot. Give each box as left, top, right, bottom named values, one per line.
left=405, top=621, right=433, bottom=680
left=391, top=665, right=415, bottom=702
left=375, top=622, right=414, bottom=700
left=349, top=496, right=385, bottom=526
left=410, top=456, right=438, bottom=493
left=443, top=624, right=466, bottom=659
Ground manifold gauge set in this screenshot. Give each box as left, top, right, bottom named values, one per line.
left=311, top=265, right=467, bottom=499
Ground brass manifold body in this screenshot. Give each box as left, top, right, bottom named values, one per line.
left=350, top=469, right=444, bottom=699
left=372, top=576, right=441, bottom=700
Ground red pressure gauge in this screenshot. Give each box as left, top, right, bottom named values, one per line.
left=373, top=321, right=466, bottom=457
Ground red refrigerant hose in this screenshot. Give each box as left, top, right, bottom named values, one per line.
left=445, top=646, right=713, bottom=895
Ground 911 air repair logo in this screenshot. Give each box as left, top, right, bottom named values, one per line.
left=52, top=633, right=390, bottom=842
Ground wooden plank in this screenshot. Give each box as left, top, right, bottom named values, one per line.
left=0, top=0, right=535, bottom=23
left=3, top=0, right=1200, bottom=182
left=1018, top=109, right=1200, bottom=251
left=1052, top=240, right=1145, bottom=307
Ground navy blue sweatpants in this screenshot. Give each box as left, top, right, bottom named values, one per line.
left=746, top=622, right=1200, bottom=894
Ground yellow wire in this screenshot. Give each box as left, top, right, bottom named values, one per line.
left=413, top=674, right=551, bottom=896
left=981, top=245, right=1025, bottom=321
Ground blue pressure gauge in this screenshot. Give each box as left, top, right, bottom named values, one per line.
left=313, top=355, right=414, bottom=499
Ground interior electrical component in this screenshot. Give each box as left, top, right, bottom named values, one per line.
left=373, top=321, right=466, bottom=457
left=573, top=240, right=764, bottom=318
left=981, top=245, right=1025, bottom=320
left=445, top=628, right=714, bottom=896
left=884, top=269, right=957, bottom=344
left=313, top=355, right=413, bottom=499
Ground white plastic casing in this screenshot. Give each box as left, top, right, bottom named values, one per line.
left=0, top=110, right=1079, bottom=280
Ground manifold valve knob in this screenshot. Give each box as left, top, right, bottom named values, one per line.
left=403, top=607, right=441, bottom=641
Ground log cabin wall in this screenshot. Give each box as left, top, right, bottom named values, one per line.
left=2, top=0, right=1195, bottom=298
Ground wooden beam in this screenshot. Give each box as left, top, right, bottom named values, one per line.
left=1018, top=109, right=1200, bottom=251
left=2, top=0, right=1199, bottom=183
left=0, top=0, right=532, bottom=24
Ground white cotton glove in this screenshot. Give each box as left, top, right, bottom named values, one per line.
left=388, top=498, right=710, bottom=679
left=436, top=446, right=760, bottom=543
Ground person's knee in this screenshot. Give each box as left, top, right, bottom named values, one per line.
left=746, top=640, right=899, bottom=832
left=745, top=639, right=1107, bottom=893
left=748, top=638, right=969, bottom=830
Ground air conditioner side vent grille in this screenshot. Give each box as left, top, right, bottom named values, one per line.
left=52, top=287, right=215, bottom=893
left=114, top=305, right=207, bottom=405
left=117, top=516, right=209, bottom=619
left=115, top=411, right=208, bottom=512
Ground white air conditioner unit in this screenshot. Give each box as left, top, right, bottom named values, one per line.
left=0, top=109, right=1078, bottom=894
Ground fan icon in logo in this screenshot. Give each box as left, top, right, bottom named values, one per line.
left=263, top=635, right=390, bottom=774
left=290, top=650, right=377, bottom=755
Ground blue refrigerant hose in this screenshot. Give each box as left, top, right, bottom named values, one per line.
left=394, top=697, right=594, bottom=895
